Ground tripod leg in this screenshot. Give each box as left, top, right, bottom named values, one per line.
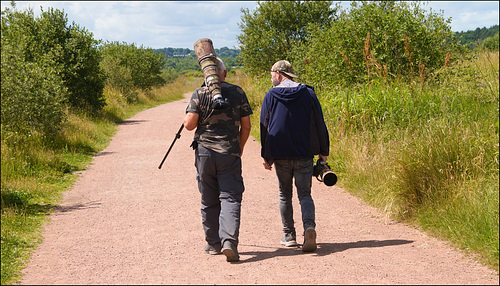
left=158, top=124, right=184, bottom=169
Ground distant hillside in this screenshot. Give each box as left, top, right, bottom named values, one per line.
left=455, top=25, right=499, bottom=49
left=154, top=47, right=240, bottom=58
left=154, top=47, right=242, bottom=73
left=155, top=24, right=499, bottom=73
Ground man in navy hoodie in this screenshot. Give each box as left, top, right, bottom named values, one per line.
left=260, top=60, right=329, bottom=252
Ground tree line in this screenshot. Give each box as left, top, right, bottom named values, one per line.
left=155, top=46, right=240, bottom=58
left=238, top=1, right=467, bottom=86
left=155, top=47, right=242, bottom=76
left=455, top=24, right=499, bottom=49
left=1, top=3, right=167, bottom=140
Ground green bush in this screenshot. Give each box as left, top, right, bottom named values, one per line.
left=1, top=18, right=67, bottom=137
left=294, top=1, right=464, bottom=88
left=63, top=25, right=106, bottom=112
left=1, top=3, right=106, bottom=139
left=237, top=1, right=337, bottom=76
left=483, top=32, right=499, bottom=51
left=99, top=41, right=167, bottom=103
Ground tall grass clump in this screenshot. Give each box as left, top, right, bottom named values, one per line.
left=396, top=118, right=498, bottom=268
left=320, top=50, right=499, bottom=270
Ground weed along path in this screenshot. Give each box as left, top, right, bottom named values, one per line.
left=21, top=93, right=498, bottom=285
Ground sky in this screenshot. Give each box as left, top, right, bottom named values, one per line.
left=1, top=1, right=499, bottom=50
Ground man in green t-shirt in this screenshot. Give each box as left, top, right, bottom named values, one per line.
left=184, top=58, right=252, bottom=262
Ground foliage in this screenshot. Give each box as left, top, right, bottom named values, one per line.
left=155, top=46, right=239, bottom=58
left=293, top=1, right=464, bottom=88
left=1, top=5, right=67, bottom=137
left=482, top=32, right=499, bottom=51
left=154, top=47, right=192, bottom=57
left=237, top=0, right=338, bottom=76
left=1, top=33, right=67, bottom=137
left=216, top=47, right=240, bottom=58
left=62, top=24, right=106, bottom=112
left=1, top=3, right=106, bottom=140
left=155, top=47, right=241, bottom=77
left=163, top=55, right=199, bottom=74
left=99, top=41, right=166, bottom=102
left=455, top=25, right=499, bottom=49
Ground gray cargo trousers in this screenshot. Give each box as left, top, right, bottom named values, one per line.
left=195, top=144, right=244, bottom=250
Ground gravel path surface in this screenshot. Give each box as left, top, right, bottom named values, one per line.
left=21, top=93, right=498, bottom=285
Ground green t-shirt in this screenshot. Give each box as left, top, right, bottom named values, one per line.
left=186, top=81, right=253, bottom=156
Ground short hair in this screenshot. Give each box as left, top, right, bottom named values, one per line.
left=216, top=57, right=226, bottom=71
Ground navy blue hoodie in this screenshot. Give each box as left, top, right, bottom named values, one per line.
left=260, top=83, right=329, bottom=162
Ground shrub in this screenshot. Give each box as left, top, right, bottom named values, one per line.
left=295, top=1, right=464, bottom=88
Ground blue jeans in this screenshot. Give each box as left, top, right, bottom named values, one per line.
left=195, top=145, right=244, bottom=249
left=274, top=158, right=315, bottom=234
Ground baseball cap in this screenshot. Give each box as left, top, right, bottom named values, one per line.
left=271, top=60, right=298, bottom=78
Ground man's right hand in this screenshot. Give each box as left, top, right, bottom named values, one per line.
left=263, top=159, right=273, bottom=170
left=319, top=154, right=328, bottom=164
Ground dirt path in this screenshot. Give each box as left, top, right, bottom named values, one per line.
left=21, top=93, right=498, bottom=285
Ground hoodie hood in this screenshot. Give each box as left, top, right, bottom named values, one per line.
left=269, top=84, right=309, bottom=103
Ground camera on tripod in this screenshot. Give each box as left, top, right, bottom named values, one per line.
left=313, top=158, right=337, bottom=186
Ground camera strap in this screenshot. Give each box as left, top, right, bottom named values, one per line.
left=190, top=140, right=198, bottom=150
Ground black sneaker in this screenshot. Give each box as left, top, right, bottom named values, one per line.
left=280, top=232, right=298, bottom=247
left=302, top=227, right=317, bottom=252
left=222, top=241, right=239, bottom=262
left=204, top=244, right=222, bottom=255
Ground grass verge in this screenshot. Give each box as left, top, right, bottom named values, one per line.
left=0, top=76, right=202, bottom=285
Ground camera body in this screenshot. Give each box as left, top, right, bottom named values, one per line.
left=313, top=159, right=337, bottom=186
left=211, top=94, right=230, bottom=110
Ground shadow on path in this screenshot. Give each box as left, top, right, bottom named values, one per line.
left=239, top=239, right=414, bottom=263
left=55, top=200, right=102, bottom=214
left=120, top=119, right=149, bottom=125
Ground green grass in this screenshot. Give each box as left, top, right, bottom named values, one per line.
left=0, top=75, right=202, bottom=285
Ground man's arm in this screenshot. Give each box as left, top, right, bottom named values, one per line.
left=239, top=115, right=251, bottom=156
left=311, top=96, right=330, bottom=158
left=183, top=112, right=199, bottom=131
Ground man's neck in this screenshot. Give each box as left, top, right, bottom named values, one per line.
left=276, top=78, right=300, bottom=88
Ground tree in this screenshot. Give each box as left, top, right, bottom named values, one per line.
left=63, top=23, right=106, bottom=111
left=237, top=1, right=337, bottom=76
left=482, top=32, right=499, bottom=51
left=1, top=3, right=106, bottom=137
left=295, top=1, right=463, bottom=87
left=99, top=42, right=166, bottom=102
left=29, top=6, right=105, bottom=112
left=1, top=4, right=67, bottom=136
left=1, top=30, right=67, bottom=137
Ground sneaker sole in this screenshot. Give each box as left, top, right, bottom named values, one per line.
left=222, top=248, right=240, bottom=262
left=205, top=250, right=221, bottom=255
left=204, top=245, right=222, bottom=255
left=302, top=228, right=317, bottom=252
left=280, top=240, right=299, bottom=247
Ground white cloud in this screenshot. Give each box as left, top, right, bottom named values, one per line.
left=2, top=1, right=498, bottom=49
left=1, top=1, right=256, bottom=48
left=423, top=1, right=499, bottom=32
